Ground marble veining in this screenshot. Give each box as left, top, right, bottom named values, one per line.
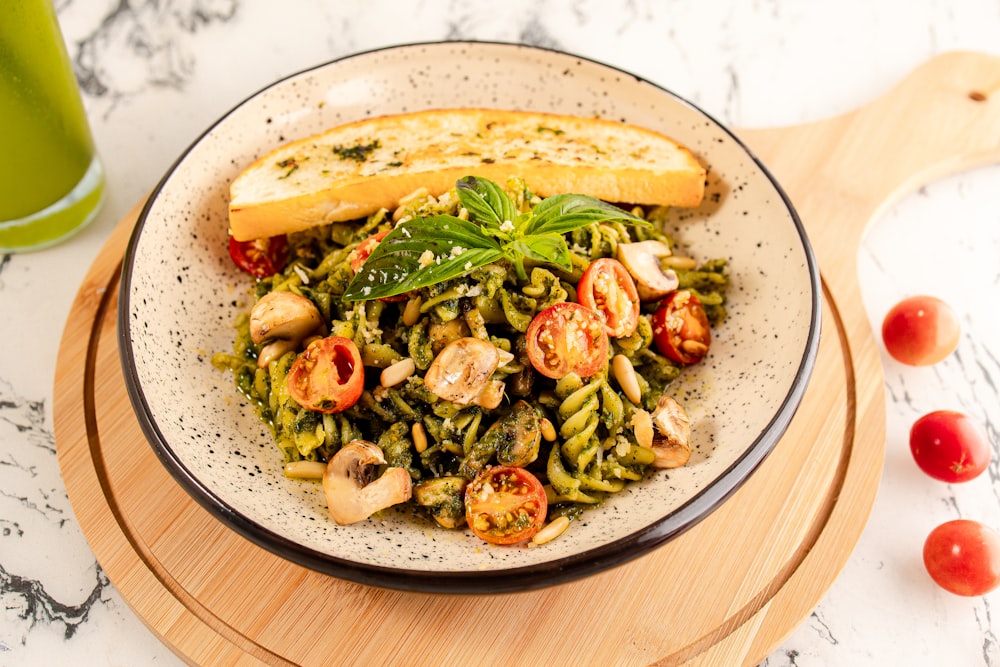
left=0, top=376, right=114, bottom=654
left=1, top=564, right=110, bottom=643
left=68, top=0, right=237, bottom=112
left=2, top=0, right=999, bottom=664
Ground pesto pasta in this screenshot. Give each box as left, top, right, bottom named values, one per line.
left=214, top=176, right=729, bottom=542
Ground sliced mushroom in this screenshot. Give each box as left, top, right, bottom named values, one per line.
left=423, top=337, right=505, bottom=408
left=473, top=380, right=506, bottom=410
left=616, top=240, right=680, bottom=302
left=459, top=400, right=542, bottom=478
left=413, top=476, right=468, bottom=528
left=648, top=395, right=691, bottom=468
left=494, top=400, right=543, bottom=467
left=249, top=291, right=326, bottom=368
left=428, top=319, right=471, bottom=354
left=323, top=440, right=412, bottom=525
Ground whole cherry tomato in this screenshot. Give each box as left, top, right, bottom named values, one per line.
left=577, top=258, right=640, bottom=337
left=228, top=234, right=288, bottom=278
left=286, top=336, right=364, bottom=414
left=465, top=466, right=547, bottom=545
left=909, top=410, right=990, bottom=483
left=923, top=519, right=1000, bottom=596
left=881, top=295, right=960, bottom=366
left=651, top=290, right=711, bottom=364
left=525, top=302, right=609, bottom=379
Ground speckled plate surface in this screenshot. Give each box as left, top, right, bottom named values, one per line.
left=118, top=41, right=820, bottom=593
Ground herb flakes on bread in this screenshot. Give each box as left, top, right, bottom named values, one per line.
left=228, top=108, right=706, bottom=241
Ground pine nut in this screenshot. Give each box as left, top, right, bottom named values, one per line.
left=612, top=354, right=642, bottom=404
left=411, top=422, right=428, bottom=453
left=380, top=357, right=416, bottom=387
left=539, top=417, right=557, bottom=442
left=631, top=409, right=654, bottom=448
left=257, top=339, right=296, bottom=368
left=531, top=515, right=571, bottom=545
left=402, top=295, right=423, bottom=326
left=283, top=460, right=327, bottom=480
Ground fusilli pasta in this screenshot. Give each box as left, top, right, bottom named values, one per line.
left=213, top=176, right=729, bottom=537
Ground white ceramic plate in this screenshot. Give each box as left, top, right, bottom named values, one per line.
left=119, top=41, right=820, bottom=593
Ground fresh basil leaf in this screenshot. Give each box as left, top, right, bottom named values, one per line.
left=513, top=233, right=572, bottom=271
left=456, top=176, right=518, bottom=229
left=525, top=193, right=646, bottom=236
left=342, top=215, right=503, bottom=301
left=343, top=177, right=651, bottom=301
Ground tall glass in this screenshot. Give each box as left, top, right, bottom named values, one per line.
left=0, top=0, right=105, bottom=252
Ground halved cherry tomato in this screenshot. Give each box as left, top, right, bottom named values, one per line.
left=577, top=258, right=640, bottom=337
left=652, top=290, right=711, bottom=364
left=228, top=234, right=288, bottom=278
left=525, top=302, right=609, bottom=379
left=286, top=336, right=364, bottom=414
left=349, top=230, right=407, bottom=302
left=465, top=466, right=547, bottom=545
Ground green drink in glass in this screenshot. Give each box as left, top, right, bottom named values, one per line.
left=0, top=0, right=105, bottom=252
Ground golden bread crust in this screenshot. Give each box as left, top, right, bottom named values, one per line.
left=228, top=108, right=705, bottom=241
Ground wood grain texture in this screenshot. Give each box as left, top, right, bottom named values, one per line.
left=53, top=51, right=1000, bottom=666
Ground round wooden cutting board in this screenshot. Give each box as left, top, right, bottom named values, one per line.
left=54, top=52, right=1000, bottom=666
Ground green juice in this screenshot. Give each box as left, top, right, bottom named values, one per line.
left=0, top=0, right=104, bottom=251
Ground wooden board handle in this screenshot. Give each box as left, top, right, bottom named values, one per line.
left=740, top=50, right=1000, bottom=250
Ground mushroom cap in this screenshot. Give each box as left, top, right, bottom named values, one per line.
left=616, top=240, right=679, bottom=302
left=413, top=476, right=468, bottom=529
left=423, top=337, right=503, bottom=405
left=323, top=440, right=413, bottom=525
left=249, top=291, right=325, bottom=345
left=494, top=400, right=543, bottom=467
left=649, top=395, right=692, bottom=469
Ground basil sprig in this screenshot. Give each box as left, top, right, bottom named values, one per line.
left=342, top=176, right=647, bottom=301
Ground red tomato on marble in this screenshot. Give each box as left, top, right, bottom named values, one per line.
left=881, top=295, right=960, bottom=366
left=923, top=520, right=1000, bottom=596
left=909, top=410, right=990, bottom=483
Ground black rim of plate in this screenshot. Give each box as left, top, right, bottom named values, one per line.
left=118, top=40, right=822, bottom=595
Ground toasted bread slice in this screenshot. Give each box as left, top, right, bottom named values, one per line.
left=228, top=108, right=705, bottom=241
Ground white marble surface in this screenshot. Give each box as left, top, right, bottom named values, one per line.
left=2, top=0, right=998, bottom=664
